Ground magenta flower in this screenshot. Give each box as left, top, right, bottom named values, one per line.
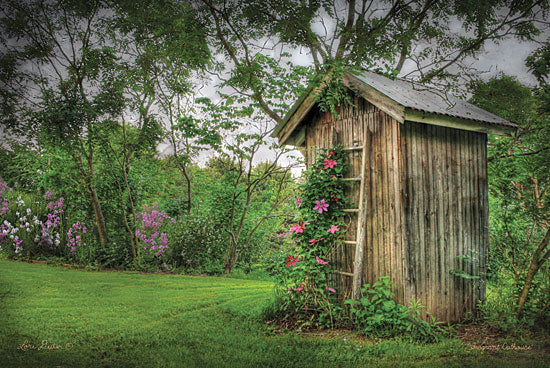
left=290, top=222, right=307, bottom=233
left=309, top=238, right=324, bottom=245
left=326, top=286, right=336, bottom=293
left=296, top=284, right=304, bottom=292
left=316, top=256, right=328, bottom=265
left=327, top=225, right=339, bottom=234
left=323, top=159, right=337, bottom=169
left=313, top=200, right=329, bottom=214
left=295, top=198, right=302, bottom=207
left=277, top=232, right=290, bottom=237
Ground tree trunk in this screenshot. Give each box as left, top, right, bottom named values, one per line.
left=74, top=149, right=109, bottom=246
left=516, top=228, right=550, bottom=317
left=89, top=187, right=109, bottom=246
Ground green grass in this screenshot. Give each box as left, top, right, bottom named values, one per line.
left=0, top=259, right=548, bottom=368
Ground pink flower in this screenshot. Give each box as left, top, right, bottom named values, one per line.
left=327, top=151, right=335, bottom=157
left=327, top=225, right=339, bottom=234
left=326, top=286, right=336, bottom=293
left=277, top=232, right=290, bottom=237
left=296, top=284, right=304, bottom=291
left=313, top=200, right=329, bottom=214
left=316, top=256, right=328, bottom=265
left=309, top=238, right=324, bottom=245
left=295, top=198, right=302, bottom=207
left=323, top=159, right=337, bottom=169
left=290, top=222, right=307, bottom=233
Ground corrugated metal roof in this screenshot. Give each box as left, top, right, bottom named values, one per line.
left=353, top=70, right=518, bottom=128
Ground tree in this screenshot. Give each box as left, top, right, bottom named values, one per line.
left=195, top=0, right=549, bottom=124
left=0, top=0, right=129, bottom=245
left=209, top=122, right=298, bottom=273
left=470, top=74, right=550, bottom=319
left=0, top=0, right=211, bottom=248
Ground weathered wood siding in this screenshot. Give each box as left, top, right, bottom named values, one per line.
left=304, top=97, right=406, bottom=305
left=401, top=121, right=488, bottom=322
left=303, top=99, right=488, bottom=322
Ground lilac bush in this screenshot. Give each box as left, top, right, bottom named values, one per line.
left=67, top=221, right=87, bottom=254
left=135, top=204, right=175, bottom=256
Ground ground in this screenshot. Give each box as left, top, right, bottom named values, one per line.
left=0, top=259, right=548, bottom=368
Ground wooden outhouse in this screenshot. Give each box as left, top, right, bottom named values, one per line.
left=273, top=71, right=518, bottom=322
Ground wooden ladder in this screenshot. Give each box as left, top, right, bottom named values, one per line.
left=340, top=124, right=369, bottom=300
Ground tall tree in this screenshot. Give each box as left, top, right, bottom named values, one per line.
left=470, top=74, right=550, bottom=319
left=0, top=0, right=126, bottom=244
left=195, top=0, right=549, bottom=123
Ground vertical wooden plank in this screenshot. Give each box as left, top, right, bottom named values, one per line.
left=481, top=133, right=489, bottom=305
left=372, top=112, right=384, bottom=282
left=444, top=127, right=455, bottom=321
left=403, top=122, right=416, bottom=304
left=393, top=119, right=404, bottom=304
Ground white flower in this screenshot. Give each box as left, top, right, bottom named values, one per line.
left=26, top=208, right=31, bottom=215
left=26, top=228, right=31, bottom=232
left=54, top=239, right=60, bottom=246
left=9, top=235, right=14, bottom=239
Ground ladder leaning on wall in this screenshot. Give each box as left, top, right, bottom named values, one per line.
left=339, top=122, right=369, bottom=300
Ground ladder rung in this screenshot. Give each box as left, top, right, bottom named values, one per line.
left=338, top=271, right=354, bottom=277
left=343, top=145, right=363, bottom=152
left=343, top=208, right=359, bottom=213
left=343, top=240, right=357, bottom=245
left=342, top=177, right=361, bottom=182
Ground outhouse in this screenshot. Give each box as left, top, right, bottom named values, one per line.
left=273, top=70, right=517, bottom=322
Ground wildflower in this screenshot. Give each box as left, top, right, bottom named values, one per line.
left=285, top=254, right=300, bottom=267
left=296, top=284, right=304, bottom=292
left=326, top=286, right=336, bottom=293
left=327, top=225, right=339, bottom=234
left=294, top=198, right=302, bottom=207
left=323, top=159, right=337, bottom=169
left=313, top=200, right=329, bottom=214
left=277, top=232, right=290, bottom=237
left=316, top=256, right=328, bottom=265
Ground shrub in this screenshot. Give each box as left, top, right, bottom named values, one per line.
left=345, top=277, right=443, bottom=343
left=165, top=213, right=226, bottom=273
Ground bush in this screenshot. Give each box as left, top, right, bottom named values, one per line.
left=345, top=277, right=443, bottom=343
left=165, top=213, right=226, bottom=273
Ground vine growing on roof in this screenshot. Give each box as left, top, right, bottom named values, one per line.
left=273, top=147, right=348, bottom=327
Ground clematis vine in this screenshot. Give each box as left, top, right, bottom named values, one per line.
left=316, top=256, right=328, bottom=265
left=309, top=238, right=323, bottom=246
left=285, top=254, right=300, bottom=267
left=323, top=158, right=337, bottom=169
left=327, top=225, right=339, bottom=234
left=313, top=200, right=329, bottom=214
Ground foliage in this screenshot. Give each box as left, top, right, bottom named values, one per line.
left=470, top=75, right=550, bottom=322
left=164, top=212, right=226, bottom=274
left=197, top=0, right=548, bottom=126
left=345, top=277, right=443, bottom=343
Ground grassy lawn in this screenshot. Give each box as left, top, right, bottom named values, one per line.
left=1, top=259, right=548, bottom=368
